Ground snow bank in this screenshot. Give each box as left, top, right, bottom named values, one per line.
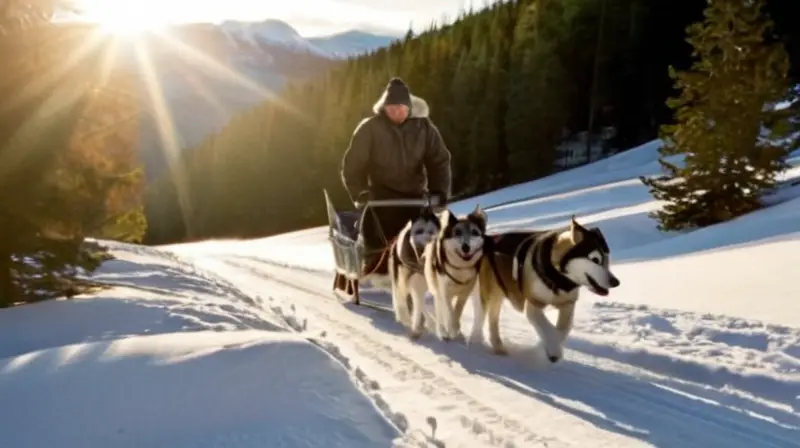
left=0, top=242, right=400, bottom=447
left=0, top=331, right=399, bottom=448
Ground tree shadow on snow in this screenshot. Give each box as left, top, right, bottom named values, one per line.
left=347, top=288, right=800, bottom=447
left=0, top=256, right=283, bottom=360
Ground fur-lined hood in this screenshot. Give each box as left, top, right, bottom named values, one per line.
left=372, top=92, right=430, bottom=118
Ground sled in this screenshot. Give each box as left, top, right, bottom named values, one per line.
left=323, top=189, right=438, bottom=308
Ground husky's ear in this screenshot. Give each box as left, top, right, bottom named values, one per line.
left=468, top=204, right=488, bottom=232
left=439, top=209, right=457, bottom=230
left=569, top=215, right=586, bottom=244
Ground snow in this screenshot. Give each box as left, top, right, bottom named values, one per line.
left=3, top=139, right=800, bottom=446
left=0, top=244, right=400, bottom=447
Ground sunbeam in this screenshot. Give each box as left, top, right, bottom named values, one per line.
left=0, top=26, right=119, bottom=179
left=3, top=27, right=108, bottom=114
left=132, top=40, right=196, bottom=236
left=149, top=30, right=308, bottom=121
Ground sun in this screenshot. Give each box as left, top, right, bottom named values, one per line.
left=99, top=19, right=163, bottom=36
left=80, top=2, right=169, bottom=37
left=95, top=13, right=168, bottom=37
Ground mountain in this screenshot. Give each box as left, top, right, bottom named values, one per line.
left=218, top=19, right=329, bottom=57
left=308, top=30, right=400, bottom=58
left=218, top=19, right=400, bottom=59
left=119, top=23, right=333, bottom=179
left=111, top=20, right=396, bottom=178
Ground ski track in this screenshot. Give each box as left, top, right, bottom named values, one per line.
left=163, top=249, right=800, bottom=448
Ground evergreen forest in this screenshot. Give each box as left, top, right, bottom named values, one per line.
left=144, top=0, right=800, bottom=244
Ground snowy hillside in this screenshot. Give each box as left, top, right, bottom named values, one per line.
left=2, top=140, right=799, bottom=446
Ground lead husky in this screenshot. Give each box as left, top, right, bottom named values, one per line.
left=388, top=207, right=441, bottom=333
left=475, top=216, right=620, bottom=362
left=422, top=205, right=488, bottom=341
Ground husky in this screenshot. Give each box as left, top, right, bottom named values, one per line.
left=475, top=216, right=620, bottom=362
left=388, top=207, right=441, bottom=332
left=421, top=205, right=488, bottom=341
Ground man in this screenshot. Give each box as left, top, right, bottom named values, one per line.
left=340, top=77, right=452, bottom=272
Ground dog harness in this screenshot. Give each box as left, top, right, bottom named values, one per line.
left=488, top=231, right=578, bottom=298
left=432, top=239, right=480, bottom=286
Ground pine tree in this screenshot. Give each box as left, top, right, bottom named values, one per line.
left=641, top=0, right=792, bottom=231
left=0, top=9, right=148, bottom=305
left=504, top=1, right=573, bottom=182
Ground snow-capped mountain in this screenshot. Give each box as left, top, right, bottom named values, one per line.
left=117, top=20, right=398, bottom=178
left=218, top=19, right=399, bottom=59
left=308, top=30, right=400, bottom=58
left=218, top=19, right=329, bottom=57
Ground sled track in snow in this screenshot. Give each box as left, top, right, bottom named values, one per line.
left=216, top=256, right=565, bottom=448
left=189, top=254, right=800, bottom=448
left=226, top=255, right=800, bottom=415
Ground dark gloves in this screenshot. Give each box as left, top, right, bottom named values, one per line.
left=427, top=190, right=448, bottom=212
left=354, top=190, right=371, bottom=210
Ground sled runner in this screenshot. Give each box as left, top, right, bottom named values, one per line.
left=323, top=189, right=439, bottom=308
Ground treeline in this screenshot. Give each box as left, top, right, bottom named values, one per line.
left=1, top=6, right=147, bottom=306
left=144, top=0, right=800, bottom=244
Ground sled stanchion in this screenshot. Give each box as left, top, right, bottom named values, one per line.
left=323, top=189, right=441, bottom=310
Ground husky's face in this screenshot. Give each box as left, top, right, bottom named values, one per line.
left=408, top=207, right=441, bottom=247
left=559, top=216, right=620, bottom=296
left=440, top=205, right=488, bottom=266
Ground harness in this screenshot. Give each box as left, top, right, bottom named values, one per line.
left=392, top=234, right=426, bottom=280
left=489, top=231, right=578, bottom=298
left=432, top=239, right=480, bottom=286
left=363, top=236, right=397, bottom=277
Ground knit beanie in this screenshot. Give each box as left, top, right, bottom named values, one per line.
left=383, top=77, right=411, bottom=108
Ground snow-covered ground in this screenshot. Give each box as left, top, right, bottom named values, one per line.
left=2, top=140, right=800, bottom=447
left=0, top=244, right=400, bottom=447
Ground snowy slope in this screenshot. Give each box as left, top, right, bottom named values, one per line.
left=169, top=140, right=800, bottom=446
left=0, top=243, right=400, bottom=447
left=3, top=140, right=799, bottom=447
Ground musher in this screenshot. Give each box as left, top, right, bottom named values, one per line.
left=340, top=77, right=452, bottom=272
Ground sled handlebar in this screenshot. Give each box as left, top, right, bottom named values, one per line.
left=366, top=197, right=442, bottom=208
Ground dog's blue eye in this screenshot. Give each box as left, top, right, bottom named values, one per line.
left=471, top=229, right=480, bottom=237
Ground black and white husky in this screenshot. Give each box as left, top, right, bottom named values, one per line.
left=422, top=205, right=488, bottom=341
left=476, top=216, right=621, bottom=362
left=388, top=207, right=441, bottom=334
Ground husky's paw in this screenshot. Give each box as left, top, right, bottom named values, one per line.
left=451, top=332, right=466, bottom=344
left=491, top=345, right=508, bottom=356
left=409, top=330, right=423, bottom=341
left=466, top=333, right=483, bottom=347
left=544, top=342, right=564, bottom=363
left=436, top=329, right=451, bottom=342
left=447, top=324, right=463, bottom=341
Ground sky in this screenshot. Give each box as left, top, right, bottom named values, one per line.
left=75, top=0, right=498, bottom=37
